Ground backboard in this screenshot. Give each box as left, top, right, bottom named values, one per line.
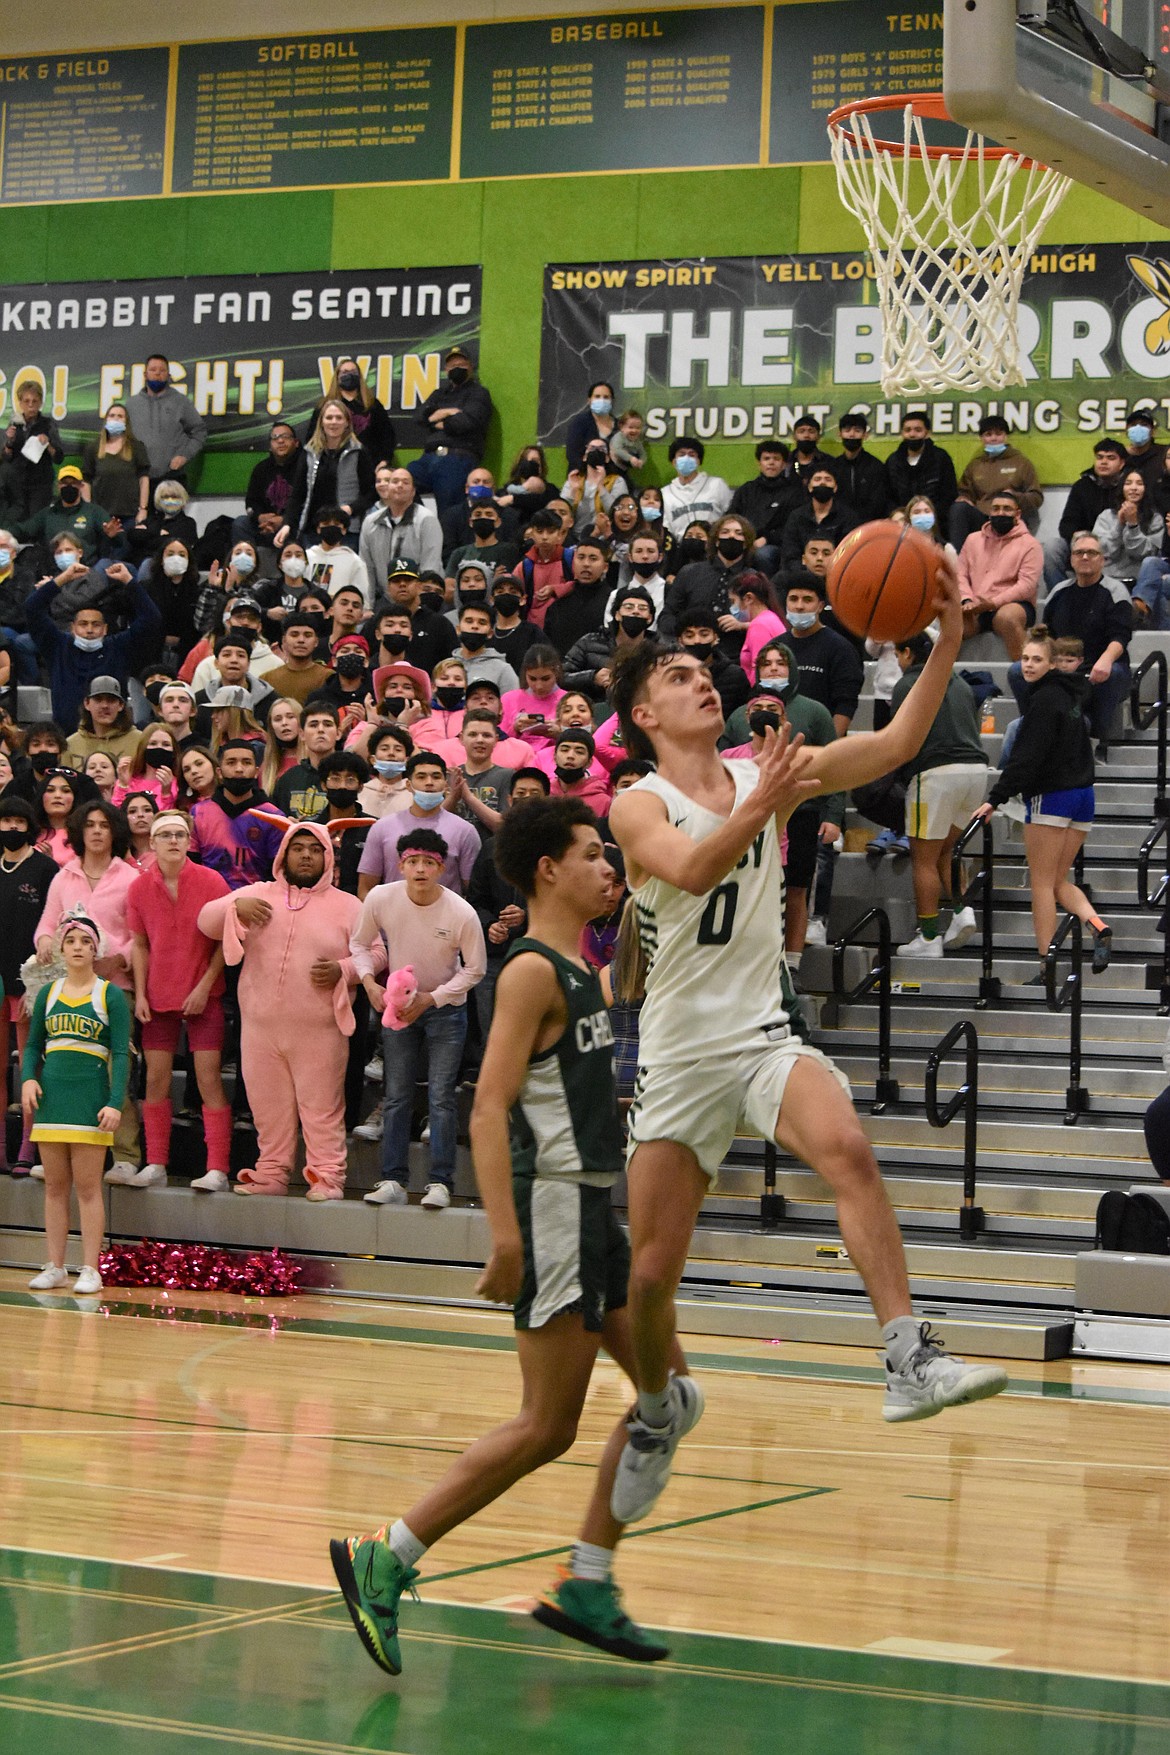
left=944, top=1, right=1170, bottom=225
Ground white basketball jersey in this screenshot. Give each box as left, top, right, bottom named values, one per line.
left=630, top=759, right=790, bottom=1065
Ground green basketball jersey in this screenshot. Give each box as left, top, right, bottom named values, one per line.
left=504, top=937, right=623, bottom=1186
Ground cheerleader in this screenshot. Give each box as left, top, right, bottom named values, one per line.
left=21, top=910, right=131, bottom=1295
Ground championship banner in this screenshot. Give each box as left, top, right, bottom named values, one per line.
left=0, top=267, right=482, bottom=454
left=539, top=248, right=1170, bottom=461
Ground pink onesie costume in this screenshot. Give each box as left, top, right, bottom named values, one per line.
left=197, top=822, right=362, bottom=1198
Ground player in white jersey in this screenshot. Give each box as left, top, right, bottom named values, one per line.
left=606, top=556, right=1007, bottom=1522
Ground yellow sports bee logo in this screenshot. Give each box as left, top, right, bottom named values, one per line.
left=1126, top=255, right=1170, bottom=357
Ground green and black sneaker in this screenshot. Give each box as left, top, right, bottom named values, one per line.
left=532, top=1566, right=669, bottom=1663
left=329, top=1525, right=420, bottom=1676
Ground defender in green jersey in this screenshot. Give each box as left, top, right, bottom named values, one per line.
left=330, top=798, right=688, bottom=1675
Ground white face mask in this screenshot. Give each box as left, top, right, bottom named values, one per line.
left=162, top=553, right=188, bottom=579
left=281, top=556, right=307, bottom=579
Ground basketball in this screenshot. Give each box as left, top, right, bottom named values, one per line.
left=826, top=520, right=942, bottom=644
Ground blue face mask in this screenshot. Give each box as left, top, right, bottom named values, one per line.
left=105, top=418, right=126, bottom=436
left=590, top=396, right=612, bottom=416
left=73, top=634, right=103, bottom=652
left=232, top=552, right=255, bottom=575
left=412, top=789, right=444, bottom=811
left=787, top=611, right=818, bottom=632
left=1128, top=423, right=1152, bottom=447
left=910, top=511, right=935, bottom=532
left=55, top=550, right=80, bottom=570
left=145, top=377, right=168, bottom=394
left=640, top=503, right=661, bottom=521
left=758, top=675, right=789, bottom=693
left=0, top=548, right=11, bottom=570
left=675, top=455, right=699, bottom=478
left=467, top=484, right=493, bottom=503
left=983, top=441, right=1007, bottom=457
left=375, top=759, right=406, bottom=778
left=731, top=606, right=749, bottom=624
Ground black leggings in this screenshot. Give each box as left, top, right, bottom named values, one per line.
left=1145, top=1085, right=1170, bottom=1181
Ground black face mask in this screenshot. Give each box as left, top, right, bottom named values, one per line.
left=470, top=518, right=497, bottom=538
left=618, top=614, right=648, bottom=639
left=840, top=435, right=864, bottom=451
left=435, top=686, right=465, bottom=711
left=585, top=450, right=608, bottom=470
left=675, top=539, right=706, bottom=566
left=459, top=590, right=488, bottom=608
left=493, top=592, right=521, bottom=618
left=989, top=514, right=1016, bottom=536
left=904, top=437, right=925, bottom=452
left=221, top=777, right=254, bottom=799
left=460, top=629, right=489, bottom=651
left=680, top=640, right=716, bottom=662
left=0, top=827, right=29, bottom=852
left=337, top=372, right=360, bottom=391
left=336, top=655, right=366, bottom=678
left=810, top=484, right=834, bottom=504
left=380, top=631, right=410, bottom=656
left=29, top=750, right=58, bottom=775
left=58, top=484, right=81, bottom=505
left=716, top=536, right=745, bottom=561
left=631, top=560, right=659, bottom=578
left=447, top=366, right=469, bottom=385
left=319, top=526, right=345, bottom=545
left=749, top=709, right=783, bottom=737
left=554, top=763, right=584, bottom=786
left=419, top=590, right=445, bottom=615
left=382, top=695, right=408, bottom=717
left=795, top=438, right=817, bottom=455
left=142, top=747, right=169, bottom=767
left=326, top=787, right=360, bottom=811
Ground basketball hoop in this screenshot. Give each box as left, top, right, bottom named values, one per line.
left=827, top=94, right=1071, bottom=397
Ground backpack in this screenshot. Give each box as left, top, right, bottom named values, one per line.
left=1095, top=1190, right=1170, bottom=1255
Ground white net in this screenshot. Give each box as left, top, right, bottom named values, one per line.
left=828, top=102, right=1071, bottom=396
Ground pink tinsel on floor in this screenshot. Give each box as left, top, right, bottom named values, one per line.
left=98, top=1240, right=304, bottom=1296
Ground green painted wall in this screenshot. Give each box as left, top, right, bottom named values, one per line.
left=0, top=163, right=1165, bottom=493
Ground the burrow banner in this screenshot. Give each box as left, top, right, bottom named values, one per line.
left=0, top=266, right=482, bottom=453
left=539, top=249, right=1170, bottom=452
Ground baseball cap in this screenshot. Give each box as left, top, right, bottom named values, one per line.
left=207, top=686, right=250, bottom=710
left=57, top=464, right=84, bottom=483
left=387, top=558, right=420, bottom=581
left=84, top=675, right=124, bottom=700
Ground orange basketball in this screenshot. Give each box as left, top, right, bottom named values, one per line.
left=826, top=520, right=941, bottom=644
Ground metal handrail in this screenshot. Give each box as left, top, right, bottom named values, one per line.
left=1137, top=816, right=1170, bottom=1013
left=831, top=907, right=899, bottom=1112
left=924, top=1019, right=984, bottom=1241
left=950, top=814, right=1001, bottom=1005
left=1130, top=649, right=1168, bottom=818
left=1043, top=912, right=1090, bottom=1124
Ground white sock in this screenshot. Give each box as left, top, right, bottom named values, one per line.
left=570, top=1541, right=614, bottom=1582
left=387, top=1519, right=427, bottom=1568
left=883, top=1315, right=922, bottom=1372
left=637, top=1384, right=673, bottom=1428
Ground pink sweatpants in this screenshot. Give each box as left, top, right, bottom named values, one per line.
left=236, top=1019, right=348, bottom=1195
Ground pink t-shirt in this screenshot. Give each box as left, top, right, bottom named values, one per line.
left=350, top=880, right=487, bottom=1007
left=740, top=609, right=787, bottom=679
left=500, top=687, right=567, bottom=736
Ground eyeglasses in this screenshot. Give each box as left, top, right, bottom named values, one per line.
left=153, top=830, right=189, bottom=842
left=1071, top=548, right=1101, bottom=557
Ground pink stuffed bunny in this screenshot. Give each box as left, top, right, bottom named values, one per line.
left=382, top=965, right=418, bottom=1031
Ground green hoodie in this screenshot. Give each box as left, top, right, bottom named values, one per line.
left=721, top=640, right=844, bottom=827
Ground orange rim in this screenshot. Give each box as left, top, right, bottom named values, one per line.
left=828, top=91, right=1027, bottom=164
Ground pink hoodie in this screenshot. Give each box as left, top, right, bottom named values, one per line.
left=956, top=519, right=1043, bottom=609
left=196, top=821, right=363, bottom=1035
left=36, top=856, right=139, bottom=988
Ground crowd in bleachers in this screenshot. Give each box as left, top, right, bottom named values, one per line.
left=1, top=347, right=1165, bottom=1282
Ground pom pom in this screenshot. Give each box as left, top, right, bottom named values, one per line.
left=98, top=1240, right=303, bottom=1296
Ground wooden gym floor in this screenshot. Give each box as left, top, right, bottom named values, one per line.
left=0, top=1269, right=1167, bottom=1752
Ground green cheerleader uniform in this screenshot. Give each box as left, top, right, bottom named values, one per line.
left=22, top=977, right=131, bottom=1147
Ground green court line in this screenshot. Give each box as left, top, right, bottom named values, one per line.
left=420, top=1485, right=834, bottom=1586
left=2, top=1287, right=1168, bottom=1410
